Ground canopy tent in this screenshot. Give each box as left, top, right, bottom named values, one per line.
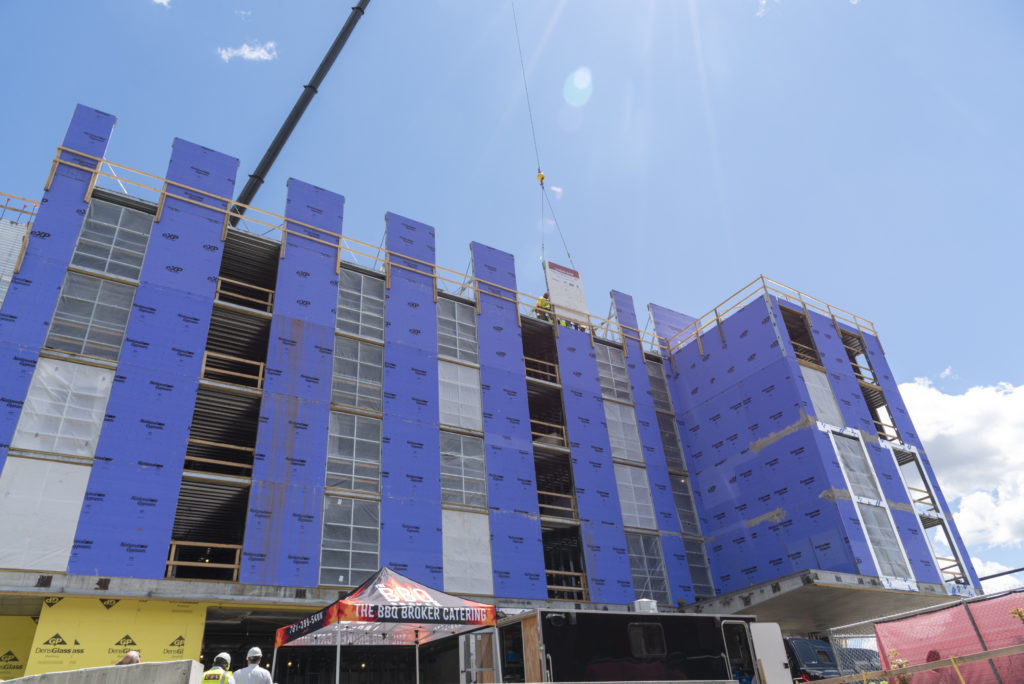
left=272, top=568, right=498, bottom=683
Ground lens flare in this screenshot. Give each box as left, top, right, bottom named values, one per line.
left=563, top=67, right=593, bottom=107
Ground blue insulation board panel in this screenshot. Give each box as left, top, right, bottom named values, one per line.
left=140, top=138, right=238, bottom=299
left=555, top=326, right=634, bottom=604
left=379, top=213, right=442, bottom=588
left=0, top=106, right=115, bottom=457
left=0, top=343, right=39, bottom=455
left=118, top=287, right=213, bottom=374
left=471, top=241, right=546, bottom=599
left=242, top=480, right=324, bottom=587
left=250, top=392, right=330, bottom=488
left=611, top=291, right=680, bottom=536
left=242, top=180, right=344, bottom=587
left=0, top=253, right=78, bottom=349
left=275, top=178, right=344, bottom=325
left=263, top=316, right=334, bottom=402
left=69, top=364, right=199, bottom=577
left=488, top=510, right=546, bottom=598
left=648, top=303, right=697, bottom=346
left=654, top=297, right=868, bottom=593
left=67, top=138, right=236, bottom=579
left=802, top=309, right=875, bottom=432
left=24, top=105, right=116, bottom=267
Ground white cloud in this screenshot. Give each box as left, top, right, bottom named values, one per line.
left=217, top=41, right=277, bottom=63
left=939, top=365, right=954, bottom=379
left=899, top=378, right=1024, bottom=550
left=235, top=10, right=252, bottom=20
left=550, top=186, right=563, bottom=199
left=152, top=0, right=170, bottom=6
left=971, top=557, right=1024, bottom=594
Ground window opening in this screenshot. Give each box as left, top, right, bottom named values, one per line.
left=168, top=479, right=248, bottom=581
left=440, top=431, right=487, bottom=507
left=800, top=365, right=844, bottom=427
left=780, top=307, right=822, bottom=366
left=604, top=399, right=643, bottom=463
left=684, top=538, right=715, bottom=598
left=320, top=496, right=380, bottom=588
left=542, top=525, right=588, bottom=601
left=72, top=197, right=154, bottom=280
left=625, top=533, right=670, bottom=605
left=858, top=503, right=911, bottom=579
left=721, top=621, right=757, bottom=683
left=535, top=452, right=577, bottom=519
left=337, top=267, right=385, bottom=340
left=614, top=463, right=656, bottom=529
left=44, top=271, right=135, bottom=361
left=656, top=413, right=686, bottom=473
left=645, top=360, right=674, bottom=414
left=326, top=412, right=381, bottom=493
left=595, top=343, right=632, bottom=402
left=437, top=297, right=479, bottom=363
left=833, top=433, right=882, bottom=500
left=439, top=361, right=483, bottom=431
left=331, top=336, right=383, bottom=412
left=670, top=475, right=701, bottom=537
left=893, top=448, right=967, bottom=584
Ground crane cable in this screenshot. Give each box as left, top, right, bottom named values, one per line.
left=511, top=0, right=576, bottom=270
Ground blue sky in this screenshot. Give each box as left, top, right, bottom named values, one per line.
left=2, top=1, right=1021, bottom=581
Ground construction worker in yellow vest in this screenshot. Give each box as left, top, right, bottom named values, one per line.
left=203, top=652, right=236, bottom=683
left=536, top=292, right=553, bottom=322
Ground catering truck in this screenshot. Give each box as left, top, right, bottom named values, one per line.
left=495, top=605, right=792, bottom=684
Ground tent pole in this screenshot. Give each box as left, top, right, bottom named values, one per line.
left=415, top=630, right=421, bottom=684
left=335, top=634, right=341, bottom=684
left=271, top=647, right=278, bottom=682
left=492, top=625, right=502, bottom=684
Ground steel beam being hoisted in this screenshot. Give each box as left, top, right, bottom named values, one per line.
left=229, top=0, right=371, bottom=226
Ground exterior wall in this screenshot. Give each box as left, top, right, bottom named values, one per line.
left=470, top=241, right=547, bottom=599
left=240, top=179, right=342, bottom=587
left=553, top=327, right=634, bottom=604
left=69, top=138, right=238, bottom=578
left=378, top=212, right=443, bottom=586
left=0, top=105, right=116, bottom=471
left=656, top=296, right=861, bottom=594
left=611, top=290, right=695, bottom=605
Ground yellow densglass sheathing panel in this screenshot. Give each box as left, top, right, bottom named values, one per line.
left=25, top=597, right=206, bottom=675
left=0, top=615, right=38, bottom=679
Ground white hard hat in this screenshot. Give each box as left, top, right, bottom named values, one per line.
left=247, top=647, right=262, bottom=659
left=215, top=652, right=231, bottom=667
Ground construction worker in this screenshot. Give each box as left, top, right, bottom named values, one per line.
left=203, top=652, right=235, bottom=684
left=233, top=647, right=272, bottom=684
left=536, top=292, right=552, bottom=322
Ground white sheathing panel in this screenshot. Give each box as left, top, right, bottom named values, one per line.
left=442, top=510, right=494, bottom=596
left=11, top=358, right=114, bottom=457
left=800, top=365, right=844, bottom=428
left=0, top=218, right=26, bottom=307
left=543, top=261, right=589, bottom=325
left=0, top=457, right=91, bottom=570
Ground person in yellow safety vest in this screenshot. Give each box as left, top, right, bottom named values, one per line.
left=203, top=652, right=236, bottom=684
left=535, top=292, right=553, bottom=322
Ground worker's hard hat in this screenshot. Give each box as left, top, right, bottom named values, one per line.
left=215, top=652, right=231, bottom=667
left=247, top=647, right=262, bottom=659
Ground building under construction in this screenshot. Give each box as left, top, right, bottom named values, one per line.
left=0, top=105, right=980, bottom=678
